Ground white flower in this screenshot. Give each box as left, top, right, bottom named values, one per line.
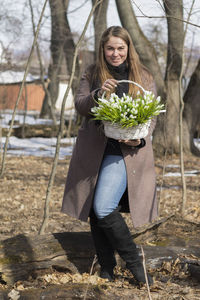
left=91, top=107, right=96, bottom=113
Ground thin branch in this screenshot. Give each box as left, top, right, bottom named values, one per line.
left=131, top=0, right=200, bottom=28
left=83, top=255, right=98, bottom=300
left=0, top=0, right=48, bottom=177
left=67, top=0, right=90, bottom=14
left=141, top=246, right=152, bottom=300
left=39, top=0, right=103, bottom=235
left=155, top=0, right=165, bottom=12
left=157, top=149, right=168, bottom=214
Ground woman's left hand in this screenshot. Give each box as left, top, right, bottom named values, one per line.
left=119, top=139, right=141, bottom=147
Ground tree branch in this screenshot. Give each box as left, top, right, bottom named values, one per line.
left=131, top=0, right=200, bottom=28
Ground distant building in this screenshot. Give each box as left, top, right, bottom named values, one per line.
left=0, top=49, right=94, bottom=113
left=0, top=70, right=74, bottom=114
left=0, top=71, right=46, bottom=111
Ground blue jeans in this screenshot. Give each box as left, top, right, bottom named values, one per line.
left=93, top=154, right=127, bottom=219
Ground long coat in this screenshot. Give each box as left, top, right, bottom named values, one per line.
left=61, top=65, right=158, bottom=228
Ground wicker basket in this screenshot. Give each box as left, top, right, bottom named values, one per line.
left=102, top=80, right=151, bottom=140
left=103, top=120, right=151, bottom=140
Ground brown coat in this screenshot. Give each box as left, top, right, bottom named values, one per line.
left=61, top=65, right=158, bottom=228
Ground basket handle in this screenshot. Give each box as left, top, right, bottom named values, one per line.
left=117, top=80, right=146, bottom=93
left=101, top=79, right=147, bottom=99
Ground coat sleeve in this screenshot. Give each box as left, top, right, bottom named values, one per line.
left=74, top=67, right=99, bottom=117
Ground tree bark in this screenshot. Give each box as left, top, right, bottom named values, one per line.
left=92, top=0, right=108, bottom=60
left=153, top=0, right=184, bottom=155
left=183, top=59, right=200, bottom=156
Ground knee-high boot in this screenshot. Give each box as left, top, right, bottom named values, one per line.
left=90, top=212, right=116, bottom=281
left=97, top=208, right=153, bottom=285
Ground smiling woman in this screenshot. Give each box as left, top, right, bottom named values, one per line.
left=61, top=26, right=158, bottom=285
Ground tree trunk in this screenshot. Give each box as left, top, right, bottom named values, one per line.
left=92, top=0, right=108, bottom=60
left=40, top=0, right=79, bottom=118
left=153, top=0, right=184, bottom=155
left=183, top=59, right=200, bottom=156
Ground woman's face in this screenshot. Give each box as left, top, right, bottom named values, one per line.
left=104, top=36, right=128, bottom=66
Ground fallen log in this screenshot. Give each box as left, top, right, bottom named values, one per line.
left=0, top=232, right=95, bottom=285
left=0, top=231, right=200, bottom=285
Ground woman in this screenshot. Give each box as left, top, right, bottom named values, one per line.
left=61, top=26, right=157, bottom=285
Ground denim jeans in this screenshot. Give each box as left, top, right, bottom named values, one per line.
left=93, top=154, right=127, bottom=219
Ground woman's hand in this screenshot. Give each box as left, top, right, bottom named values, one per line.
left=98, top=79, right=118, bottom=97
left=119, top=139, right=141, bottom=147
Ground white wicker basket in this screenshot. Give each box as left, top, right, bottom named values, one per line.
left=102, top=80, right=151, bottom=140
left=103, top=120, right=151, bottom=140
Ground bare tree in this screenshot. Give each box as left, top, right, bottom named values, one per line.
left=40, top=0, right=80, bottom=118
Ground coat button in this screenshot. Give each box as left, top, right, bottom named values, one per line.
left=132, top=170, right=136, bottom=174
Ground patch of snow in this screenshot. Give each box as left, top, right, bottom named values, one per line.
left=157, top=185, right=181, bottom=191
left=0, top=136, right=75, bottom=160
left=165, top=165, right=180, bottom=168
left=0, top=113, right=56, bottom=127
left=164, top=171, right=199, bottom=177
left=194, top=138, right=200, bottom=150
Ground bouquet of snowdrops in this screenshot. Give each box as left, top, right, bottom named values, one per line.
left=91, top=80, right=165, bottom=139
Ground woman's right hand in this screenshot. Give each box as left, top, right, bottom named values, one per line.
left=98, top=79, right=118, bottom=97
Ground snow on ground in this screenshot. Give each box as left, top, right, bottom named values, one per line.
left=164, top=170, right=200, bottom=177
left=1, top=111, right=56, bottom=128
left=0, top=112, right=75, bottom=159
left=0, top=136, right=75, bottom=160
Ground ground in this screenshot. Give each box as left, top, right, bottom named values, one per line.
left=0, top=153, right=200, bottom=299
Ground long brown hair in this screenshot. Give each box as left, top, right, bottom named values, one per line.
left=95, top=26, right=144, bottom=96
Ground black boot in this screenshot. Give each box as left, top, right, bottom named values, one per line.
left=98, top=208, right=153, bottom=286
left=90, top=212, right=116, bottom=281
